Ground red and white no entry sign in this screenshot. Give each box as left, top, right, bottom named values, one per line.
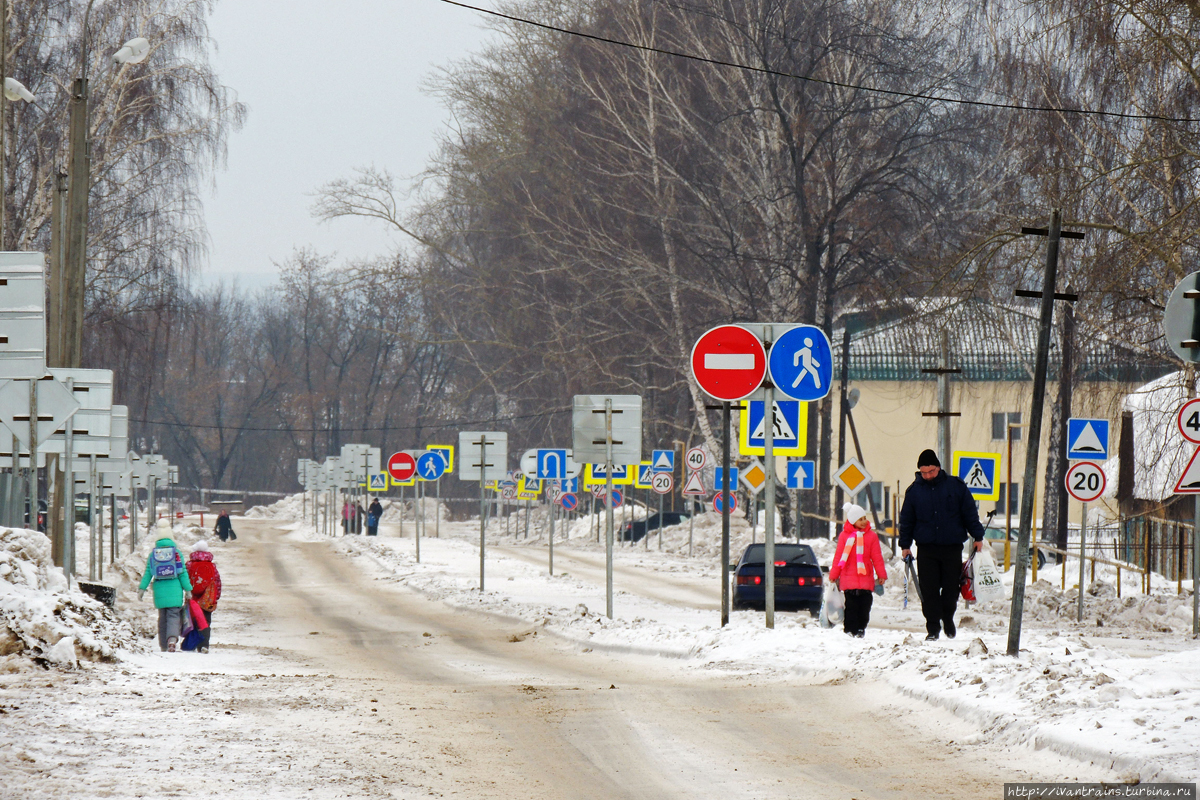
left=387, top=451, right=417, bottom=482
left=1065, top=462, right=1106, bottom=503
left=690, top=325, right=766, bottom=402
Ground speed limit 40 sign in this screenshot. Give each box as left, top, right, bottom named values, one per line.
left=685, top=447, right=707, bottom=472
left=1065, top=462, right=1106, bottom=503
left=1179, top=399, right=1200, bottom=443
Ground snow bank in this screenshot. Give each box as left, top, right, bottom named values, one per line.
left=0, top=526, right=143, bottom=670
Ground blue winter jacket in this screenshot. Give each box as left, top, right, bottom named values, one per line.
left=898, top=470, right=985, bottom=550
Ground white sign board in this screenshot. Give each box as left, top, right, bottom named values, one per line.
left=458, top=431, right=508, bottom=481
left=572, top=395, right=642, bottom=465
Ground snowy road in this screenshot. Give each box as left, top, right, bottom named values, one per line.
left=1, top=519, right=1124, bottom=798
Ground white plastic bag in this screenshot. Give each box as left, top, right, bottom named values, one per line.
left=972, top=548, right=1005, bottom=602
left=819, top=581, right=845, bottom=629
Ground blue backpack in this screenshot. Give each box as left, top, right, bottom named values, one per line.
left=151, top=545, right=181, bottom=580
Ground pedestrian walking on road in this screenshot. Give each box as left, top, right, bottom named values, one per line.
left=343, top=500, right=353, bottom=534
left=356, top=502, right=366, bottom=535
left=828, top=503, right=887, bottom=637
left=898, top=449, right=985, bottom=641
left=186, top=541, right=222, bottom=654
left=367, top=498, right=383, bottom=537
left=214, top=510, right=236, bottom=543
left=137, top=522, right=194, bottom=652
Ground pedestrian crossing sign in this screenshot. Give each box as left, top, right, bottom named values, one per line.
left=368, top=473, right=388, bottom=491
left=635, top=462, right=654, bottom=489
left=952, top=451, right=1001, bottom=501
left=585, top=463, right=633, bottom=486
left=739, top=400, right=807, bottom=456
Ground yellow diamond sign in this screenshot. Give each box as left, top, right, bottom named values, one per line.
left=740, top=457, right=767, bottom=495
left=834, top=458, right=872, bottom=496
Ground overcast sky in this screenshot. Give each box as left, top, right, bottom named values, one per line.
left=200, top=0, right=491, bottom=290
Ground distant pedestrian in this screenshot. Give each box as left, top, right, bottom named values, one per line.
left=367, top=498, right=383, bottom=536
left=343, top=501, right=353, bottom=534
left=137, top=522, right=194, bottom=652
left=185, top=541, right=222, bottom=654
left=356, top=502, right=366, bottom=534
left=898, top=449, right=985, bottom=641
left=828, top=503, right=887, bottom=637
left=214, top=510, right=236, bottom=542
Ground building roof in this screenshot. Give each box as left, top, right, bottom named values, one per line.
left=835, top=298, right=1170, bottom=383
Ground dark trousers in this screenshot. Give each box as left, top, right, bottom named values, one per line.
left=916, top=544, right=962, bottom=636
left=367, top=525, right=378, bottom=537
left=198, top=609, right=213, bottom=650
left=843, top=589, right=873, bottom=634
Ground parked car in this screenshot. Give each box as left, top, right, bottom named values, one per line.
left=620, top=512, right=690, bottom=542
left=732, top=543, right=824, bottom=613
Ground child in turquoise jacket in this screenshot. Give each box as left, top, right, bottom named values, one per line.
left=138, top=532, right=193, bottom=652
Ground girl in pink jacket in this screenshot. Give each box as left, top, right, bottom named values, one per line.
left=828, top=503, right=888, bottom=637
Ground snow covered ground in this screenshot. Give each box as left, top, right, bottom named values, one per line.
left=1, top=495, right=1198, bottom=794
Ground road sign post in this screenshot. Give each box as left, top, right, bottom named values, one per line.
left=1065, top=461, right=1106, bottom=625
left=459, top=431, right=508, bottom=592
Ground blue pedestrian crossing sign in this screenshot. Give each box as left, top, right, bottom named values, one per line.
left=416, top=451, right=447, bottom=481
left=585, top=463, right=632, bottom=486
left=635, top=462, right=655, bottom=489
left=537, top=449, right=568, bottom=479
left=1066, top=418, right=1110, bottom=461
left=952, top=451, right=1001, bottom=501
left=740, top=400, right=807, bottom=456
left=714, top=467, right=739, bottom=493
left=786, top=460, right=815, bottom=490
left=651, top=449, right=675, bottom=473
left=368, top=473, right=388, bottom=491
left=768, top=325, right=834, bottom=402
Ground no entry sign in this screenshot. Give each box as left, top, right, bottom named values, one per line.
left=690, top=325, right=766, bottom=402
left=387, top=451, right=417, bottom=483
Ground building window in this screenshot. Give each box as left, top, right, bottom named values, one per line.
left=996, top=482, right=1019, bottom=516
left=992, top=412, right=1022, bottom=441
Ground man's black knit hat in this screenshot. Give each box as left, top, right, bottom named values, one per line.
left=917, top=449, right=941, bottom=468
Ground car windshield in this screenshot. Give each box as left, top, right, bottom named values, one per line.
left=740, top=544, right=817, bottom=566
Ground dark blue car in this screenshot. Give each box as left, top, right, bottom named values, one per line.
left=732, top=543, right=824, bottom=613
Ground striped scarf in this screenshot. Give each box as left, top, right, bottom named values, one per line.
left=839, top=529, right=867, bottom=575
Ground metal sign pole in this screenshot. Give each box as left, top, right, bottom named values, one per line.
left=605, top=399, right=614, bottom=620
left=721, top=401, right=731, bottom=627
left=1194, top=494, right=1199, bottom=638
left=1078, top=501, right=1087, bottom=622
left=436, top=477, right=441, bottom=538
left=61, top=380, right=73, bottom=585
left=479, top=437, right=487, bottom=592
left=28, top=379, right=37, bottom=535
left=764, top=326, right=776, bottom=629
left=549, top=489, right=555, bottom=575
left=415, top=479, right=421, bottom=562
left=7, top=433, right=16, bottom=528
left=89, top=454, right=97, bottom=580
left=657, top=488, right=663, bottom=550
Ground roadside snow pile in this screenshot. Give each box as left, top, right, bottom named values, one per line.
left=245, top=493, right=303, bottom=520
left=1019, top=578, right=1197, bottom=634
left=0, top=527, right=143, bottom=670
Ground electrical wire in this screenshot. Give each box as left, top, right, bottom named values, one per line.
left=128, top=407, right=571, bottom=434
left=436, top=0, right=1195, bottom=125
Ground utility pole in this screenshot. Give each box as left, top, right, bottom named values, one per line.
left=62, top=77, right=89, bottom=370
left=921, top=332, right=960, bottom=464
left=836, top=327, right=850, bottom=513
left=1007, top=211, right=1084, bottom=656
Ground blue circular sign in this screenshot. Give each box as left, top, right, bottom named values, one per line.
left=768, top=325, right=833, bottom=401
left=559, top=493, right=578, bottom=511
left=712, top=491, right=738, bottom=514
left=608, top=489, right=624, bottom=508
left=416, top=451, right=447, bottom=481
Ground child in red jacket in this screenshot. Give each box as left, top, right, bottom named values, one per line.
left=186, top=541, right=222, bottom=653
left=828, top=504, right=887, bottom=637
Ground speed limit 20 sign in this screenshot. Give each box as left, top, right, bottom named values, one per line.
left=651, top=472, right=674, bottom=495
left=1065, top=462, right=1106, bottom=503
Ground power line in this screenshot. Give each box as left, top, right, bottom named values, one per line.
left=129, top=408, right=571, bottom=434
left=437, top=0, right=1194, bottom=125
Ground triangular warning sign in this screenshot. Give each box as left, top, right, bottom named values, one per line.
left=1174, top=447, right=1200, bottom=494
left=750, top=402, right=796, bottom=442
left=682, top=471, right=706, bottom=496
left=653, top=451, right=673, bottom=471
left=1070, top=422, right=1105, bottom=454
left=964, top=460, right=991, bottom=491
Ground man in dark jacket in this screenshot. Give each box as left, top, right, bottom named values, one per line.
left=367, top=498, right=383, bottom=536
left=898, top=449, right=985, bottom=641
